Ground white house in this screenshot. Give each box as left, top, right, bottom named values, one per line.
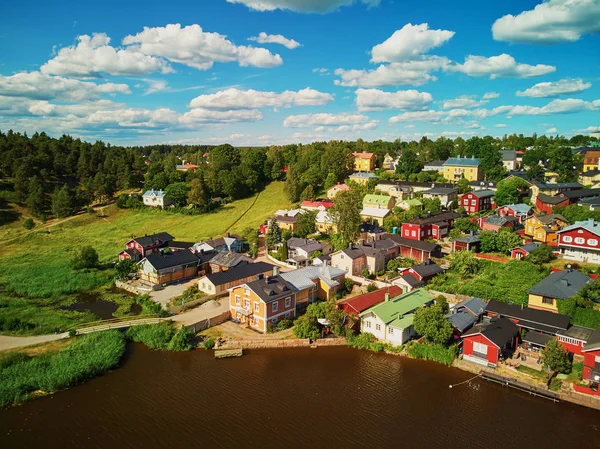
left=359, top=289, right=434, bottom=346
left=142, top=189, right=173, bottom=208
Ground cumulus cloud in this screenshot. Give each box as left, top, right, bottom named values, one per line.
left=313, top=68, right=330, bottom=75
left=449, top=54, right=556, bottom=78
left=483, top=92, right=500, bottom=100
left=495, top=123, right=507, bottom=128
left=283, top=112, right=370, bottom=128
left=441, top=95, right=485, bottom=110
left=354, top=88, right=432, bottom=112
left=248, top=32, right=301, bottom=49
left=122, top=24, right=282, bottom=70
left=0, top=71, right=130, bottom=101
left=41, top=33, right=172, bottom=77
left=516, top=78, right=592, bottom=98
left=334, top=56, right=450, bottom=87
left=226, top=0, right=380, bottom=13
left=492, top=0, right=600, bottom=44
left=507, top=98, right=598, bottom=116
left=181, top=108, right=264, bottom=124
left=370, top=23, right=454, bottom=63
left=188, top=87, right=333, bottom=110
left=546, top=127, right=558, bottom=133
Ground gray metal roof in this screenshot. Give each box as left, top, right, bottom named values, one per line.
left=280, top=265, right=345, bottom=291
left=557, top=325, right=594, bottom=341
left=245, top=275, right=296, bottom=303
left=411, top=260, right=444, bottom=278
left=513, top=242, right=540, bottom=254
left=469, top=189, right=495, bottom=198
left=584, top=328, right=600, bottom=352
left=446, top=309, right=478, bottom=333
left=456, top=297, right=487, bottom=316
left=527, top=269, right=594, bottom=300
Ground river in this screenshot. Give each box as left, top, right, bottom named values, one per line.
left=0, top=344, right=598, bottom=449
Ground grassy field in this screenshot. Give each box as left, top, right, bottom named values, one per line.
left=0, top=182, right=292, bottom=298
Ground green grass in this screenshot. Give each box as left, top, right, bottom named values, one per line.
left=516, top=364, right=548, bottom=381
left=125, top=322, right=192, bottom=351
left=0, top=331, right=126, bottom=409
left=405, top=341, right=458, bottom=366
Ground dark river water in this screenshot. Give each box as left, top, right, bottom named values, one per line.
left=0, top=344, right=598, bottom=449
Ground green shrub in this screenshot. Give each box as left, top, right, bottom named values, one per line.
left=202, top=337, right=216, bottom=350
left=406, top=341, right=458, bottom=366
left=276, top=319, right=293, bottom=330
left=168, top=327, right=193, bottom=351
left=549, top=377, right=562, bottom=392
left=22, top=218, right=34, bottom=230
left=366, top=284, right=378, bottom=292
left=125, top=322, right=175, bottom=350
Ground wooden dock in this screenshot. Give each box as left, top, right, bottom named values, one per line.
left=480, top=371, right=559, bottom=402
left=215, top=348, right=243, bottom=359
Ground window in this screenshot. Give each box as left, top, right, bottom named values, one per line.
left=272, top=318, right=277, bottom=325
left=411, top=231, right=416, bottom=237
left=235, top=295, right=240, bottom=305
left=244, top=287, right=250, bottom=296
left=285, top=297, right=291, bottom=308
left=473, top=342, right=488, bottom=355
left=559, top=336, right=579, bottom=346
left=588, top=239, right=598, bottom=246
left=542, top=297, right=554, bottom=305
left=272, top=301, right=278, bottom=313
left=375, top=324, right=381, bottom=331
left=595, top=355, right=600, bottom=363
left=254, top=302, right=260, bottom=312
left=388, top=328, right=394, bottom=335
left=575, top=237, right=585, bottom=244
left=365, top=321, right=371, bottom=328
left=563, top=236, right=572, bottom=243
left=244, top=299, right=250, bottom=309
left=471, top=200, right=476, bottom=206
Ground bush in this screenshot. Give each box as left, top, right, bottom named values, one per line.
left=168, top=327, right=193, bottom=351
left=70, top=246, right=99, bottom=270
left=136, top=295, right=165, bottom=316
left=202, top=337, right=215, bottom=350
left=406, top=341, right=458, bottom=366
left=125, top=322, right=176, bottom=350
left=293, top=314, right=320, bottom=340
left=22, top=218, right=34, bottom=230
left=276, top=319, right=293, bottom=331
left=367, top=284, right=378, bottom=293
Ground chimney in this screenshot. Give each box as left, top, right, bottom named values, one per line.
left=348, top=242, right=353, bottom=250
left=384, top=293, right=390, bottom=302
left=257, top=273, right=264, bottom=281
left=226, top=232, right=230, bottom=238
left=273, top=266, right=279, bottom=277
left=360, top=238, right=365, bottom=246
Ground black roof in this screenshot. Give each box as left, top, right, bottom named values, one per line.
left=408, top=211, right=461, bottom=225
left=411, top=260, right=444, bottom=278
left=464, top=317, right=519, bottom=347
left=485, top=299, right=570, bottom=333
left=205, top=262, right=275, bottom=286
left=245, top=275, right=296, bottom=303
left=401, top=273, right=423, bottom=288
left=132, top=232, right=174, bottom=247
left=196, top=250, right=218, bottom=264
left=559, top=188, right=600, bottom=200
left=383, top=234, right=441, bottom=252
left=122, top=248, right=140, bottom=257
left=359, top=222, right=386, bottom=234
left=536, top=193, right=567, bottom=205
left=143, top=250, right=199, bottom=270
left=167, top=241, right=194, bottom=249
left=523, top=330, right=553, bottom=347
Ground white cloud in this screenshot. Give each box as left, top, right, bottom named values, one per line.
left=389, top=110, right=448, bottom=124
left=41, top=33, right=172, bottom=77
left=313, top=68, right=330, bottom=75
left=546, top=127, right=558, bottom=133
left=334, top=56, right=450, bottom=87
left=495, top=123, right=507, bottom=128
left=188, top=87, right=333, bottom=110
left=405, top=124, right=415, bottom=129
left=370, top=23, right=454, bottom=63
left=84, top=107, right=180, bottom=128
left=483, top=92, right=500, bottom=100
left=355, top=88, right=432, bottom=111
left=180, top=108, right=263, bottom=124
left=574, top=125, right=600, bottom=133
left=0, top=71, right=130, bottom=101
left=441, top=95, right=485, bottom=109
left=449, top=54, right=556, bottom=78
left=492, top=0, right=600, bottom=44
left=226, top=0, right=380, bottom=13
left=283, top=112, right=370, bottom=128
left=516, top=78, right=592, bottom=98
left=122, top=24, right=282, bottom=70
left=248, top=32, right=301, bottom=49
left=142, top=79, right=169, bottom=95
left=507, top=98, right=598, bottom=116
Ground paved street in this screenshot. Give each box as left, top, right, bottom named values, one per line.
left=170, top=298, right=230, bottom=326
left=149, top=277, right=199, bottom=307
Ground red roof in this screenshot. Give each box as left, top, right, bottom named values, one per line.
left=353, top=152, right=375, bottom=159
left=301, top=199, right=334, bottom=209
left=338, top=286, right=403, bottom=315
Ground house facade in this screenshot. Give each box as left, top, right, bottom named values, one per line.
left=119, top=232, right=175, bottom=262
left=349, top=171, right=377, bottom=185
left=462, top=318, right=519, bottom=368
left=501, top=150, right=517, bottom=171
left=330, top=245, right=368, bottom=276
left=142, top=189, right=173, bottom=208
left=452, top=234, right=481, bottom=253
left=315, top=210, right=337, bottom=233
left=384, top=234, right=442, bottom=262
left=524, top=214, right=568, bottom=244
left=361, top=194, right=394, bottom=225
left=460, top=190, right=495, bottom=214
left=401, top=211, right=460, bottom=241
left=137, top=251, right=200, bottom=285
left=581, top=329, right=600, bottom=391
left=443, top=156, right=481, bottom=182
left=198, top=262, right=275, bottom=295
left=422, top=187, right=457, bottom=208
left=497, top=203, right=533, bottom=223
left=423, top=160, right=445, bottom=173
left=353, top=152, right=376, bottom=171
left=557, top=219, right=600, bottom=264
left=527, top=268, right=594, bottom=313
left=280, top=265, right=345, bottom=307
left=327, top=183, right=350, bottom=199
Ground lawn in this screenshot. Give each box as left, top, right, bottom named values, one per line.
left=0, top=182, right=292, bottom=298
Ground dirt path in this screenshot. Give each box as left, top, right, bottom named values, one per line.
left=0, top=333, right=68, bottom=352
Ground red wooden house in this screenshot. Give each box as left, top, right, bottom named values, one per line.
left=556, top=326, right=595, bottom=356
left=580, top=329, right=600, bottom=395
left=119, top=232, right=174, bottom=262
left=337, top=286, right=403, bottom=316
left=461, top=317, right=519, bottom=368
left=556, top=219, right=600, bottom=265
left=384, top=234, right=443, bottom=262
left=497, top=204, right=533, bottom=223
left=400, top=211, right=460, bottom=241
left=535, top=193, right=568, bottom=215
left=460, top=190, right=495, bottom=214
left=510, top=242, right=539, bottom=260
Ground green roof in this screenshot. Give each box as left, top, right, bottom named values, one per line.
left=359, top=288, right=434, bottom=324
left=404, top=198, right=422, bottom=207
left=389, top=313, right=415, bottom=329
left=363, top=194, right=391, bottom=206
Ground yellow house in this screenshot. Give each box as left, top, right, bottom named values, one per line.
left=582, top=150, right=600, bottom=172
left=280, top=265, right=345, bottom=308
left=527, top=269, right=593, bottom=313
left=442, top=156, right=481, bottom=182
left=579, top=169, right=600, bottom=186
left=524, top=214, right=568, bottom=244
left=360, top=194, right=395, bottom=225
left=327, top=182, right=351, bottom=199
left=349, top=172, right=377, bottom=185
left=315, top=210, right=338, bottom=233
left=353, top=152, right=376, bottom=171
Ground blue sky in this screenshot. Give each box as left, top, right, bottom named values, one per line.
left=1, top=0, right=599, bottom=145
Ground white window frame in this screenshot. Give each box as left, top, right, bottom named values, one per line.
left=285, top=297, right=291, bottom=308
left=272, top=301, right=278, bottom=313
left=254, top=302, right=260, bottom=312
left=588, top=239, right=598, bottom=246
left=563, top=236, right=572, bottom=243
left=388, top=328, right=394, bottom=335
left=243, top=299, right=250, bottom=310
left=235, top=295, right=240, bottom=306
left=365, top=321, right=371, bottom=328
left=375, top=324, right=381, bottom=331
left=473, top=342, right=488, bottom=355
left=575, top=237, right=585, bottom=244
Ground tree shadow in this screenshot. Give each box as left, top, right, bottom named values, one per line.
left=0, top=208, right=20, bottom=226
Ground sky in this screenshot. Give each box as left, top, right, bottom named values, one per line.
left=0, top=0, right=599, bottom=146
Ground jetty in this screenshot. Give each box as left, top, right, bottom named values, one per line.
left=480, top=371, right=560, bottom=402
left=215, top=348, right=243, bottom=359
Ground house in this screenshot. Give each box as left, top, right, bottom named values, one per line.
left=229, top=270, right=297, bottom=333
left=470, top=180, right=498, bottom=192
left=198, top=262, right=275, bottom=295
left=556, top=325, right=595, bottom=356
left=497, top=204, right=533, bottom=223
left=383, top=234, right=442, bottom=262
left=396, top=259, right=444, bottom=292
left=536, top=193, right=570, bottom=214
left=581, top=150, right=600, bottom=172
left=375, top=181, right=411, bottom=199
left=286, top=238, right=326, bottom=267
left=137, top=251, right=200, bottom=285
left=312, top=254, right=331, bottom=267
left=578, top=196, right=600, bottom=210
left=209, top=251, right=252, bottom=273
left=300, top=199, right=334, bottom=211
left=461, top=317, right=519, bottom=368
left=360, top=194, right=395, bottom=225
left=500, top=150, right=517, bottom=171
left=358, top=222, right=387, bottom=241
left=479, top=214, right=515, bottom=232
left=443, top=156, right=481, bottom=182
left=281, top=265, right=345, bottom=307
left=446, top=297, right=487, bottom=335
left=579, top=169, right=600, bottom=186
left=315, top=210, right=337, bottom=233
left=557, top=219, right=600, bottom=264
left=338, top=286, right=404, bottom=316
left=119, top=232, right=175, bottom=262
left=581, top=328, right=600, bottom=392
left=353, top=152, right=376, bottom=171
left=401, top=211, right=460, bottom=241
left=397, top=181, right=455, bottom=194
left=382, top=153, right=399, bottom=171
left=485, top=299, right=570, bottom=336
left=359, top=289, right=434, bottom=345
left=274, top=210, right=305, bottom=232
left=557, top=188, right=600, bottom=206
left=348, top=171, right=377, bottom=185
left=527, top=268, right=594, bottom=313
left=330, top=244, right=368, bottom=277
left=327, top=183, right=351, bottom=199
left=176, top=162, right=199, bottom=172
left=460, top=190, right=495, bottom=214
left=142, top=189, right=173, bottom=208
left=529, top=181, right=583, bottom=205
left=192, top=233, right=244, bottom=253
left=510, top=242, right=540, bottom=259
left=330, top=239, right=400, bottom=276
left=423, top=160, right=445, bottom=173
left=524, top=213, right=568, bottom=244
left=452, top=233, right=481, bottom=253
left=397, top=198, right=422, bottom=210
left=421, top=187, right=457, bottom=208
left=166, top=241, right=195, bottom=251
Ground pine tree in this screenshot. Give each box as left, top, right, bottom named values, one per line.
left=51, top=185, right=75, bottom=218
left=26, top=176, right=46, bottom=218
left=265, top=218, right=283, bottom=250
